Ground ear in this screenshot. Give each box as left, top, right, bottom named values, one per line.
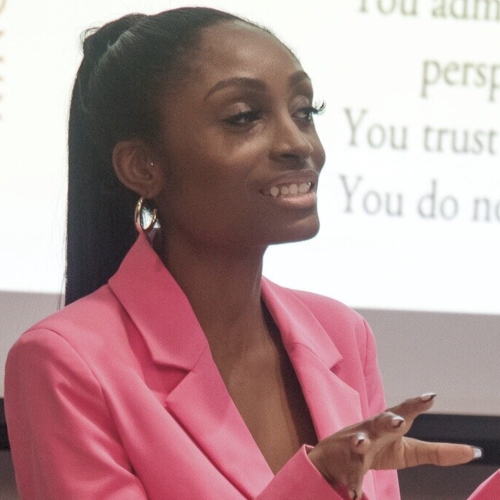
left=112, top=140, right=165, bottom=198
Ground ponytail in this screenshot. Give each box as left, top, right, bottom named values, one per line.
left=65, top=15, right=144, bottom=305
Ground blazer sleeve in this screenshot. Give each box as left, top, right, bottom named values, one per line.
left=255, top=446, right=356, bottom=500
left=467, top=471, right=500, bottom=500
left=5, top=329, right=148, bottom=500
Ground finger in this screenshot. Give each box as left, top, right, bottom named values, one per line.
left=351, top=431, right=371, bottom=455
left=402, top=437, right=483, bottom=467
left=386, top=393, right=437, bottom=424
left=346, top=470, right=364, bottom=500
left=334, top=484, right=362, bottom=500
left=350, top=487, right=362, bottom=500
left=366, top=411, right=406, bottom=440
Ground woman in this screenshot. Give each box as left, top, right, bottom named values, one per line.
left=4, top=7, right=495, bottom=500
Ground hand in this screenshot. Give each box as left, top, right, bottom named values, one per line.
left=308, top=394, right=481, bottom=500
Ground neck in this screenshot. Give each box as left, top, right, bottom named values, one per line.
left=158, top=231, right=269, bottom=353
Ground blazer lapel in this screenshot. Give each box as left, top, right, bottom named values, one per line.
left=109, top=235, right=273, bottom=498
left=164, top=348, right=274, bottom=498
left=262, top=279, right=364, bottom=441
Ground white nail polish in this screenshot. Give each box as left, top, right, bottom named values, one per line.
left=473, top=447, right=483, bottom=460
left=355, top=432, right=366, bottom=445
left=391, top=416, right=405, bottom=428
left=420, top=392, right=437, bottom=402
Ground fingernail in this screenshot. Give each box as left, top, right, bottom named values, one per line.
left=355, top=432, right=366, bottom=446
left=391, top=416, right=405, bottom=428
left=350, top=490, right=358, bottom=500
left=420, top=392, right=437, bottom=402
left=473, top=447, right=483, bottom=460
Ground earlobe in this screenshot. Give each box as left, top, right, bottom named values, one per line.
left=112, top=140, right=164, bottom=198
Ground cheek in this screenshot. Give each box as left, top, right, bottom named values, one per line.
left=162, top=149, right=253, bottom=227
left=176, top=138, right=263, bottom=200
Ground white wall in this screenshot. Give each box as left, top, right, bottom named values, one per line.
left=361, top=309, right=500, bottom=415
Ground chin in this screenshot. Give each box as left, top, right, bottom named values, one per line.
left=268, top=217, right=320, bottom=245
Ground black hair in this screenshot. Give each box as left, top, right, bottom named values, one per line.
left=65, top=7, right=265, bottom=305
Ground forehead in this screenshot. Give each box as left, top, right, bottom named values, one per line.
left=188, top=21, right=304, bottom=89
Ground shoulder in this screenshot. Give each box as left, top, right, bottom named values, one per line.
left=287, top=287, right=367, bottom=330
left=263, top=279, right=374, bottom=362
left=9, top=285, right=130, bottom=368
left=266, top=282, right=389, bottom=419
left=266, top=279, right=370, bottom=336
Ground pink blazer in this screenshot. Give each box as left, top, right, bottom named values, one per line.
left=5, top=235, right=497, bottom=499
left=469, top=472, right=500, bottom=499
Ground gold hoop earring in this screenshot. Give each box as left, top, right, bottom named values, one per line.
left=134, top=197, right=158, bottom=234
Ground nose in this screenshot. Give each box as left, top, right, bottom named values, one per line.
left=270, top=113, right=314, bottom=165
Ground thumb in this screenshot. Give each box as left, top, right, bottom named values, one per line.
left=402, top=437, right=482, bottom=468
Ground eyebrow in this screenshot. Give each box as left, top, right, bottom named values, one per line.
left=289, top=70, right=311, bottom=88
left=204, top=71, right=312, bottom=101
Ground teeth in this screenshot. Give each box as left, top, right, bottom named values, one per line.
left=299, top=183, right=310, bottom=194
left=268, top=182, right=312, bottom=197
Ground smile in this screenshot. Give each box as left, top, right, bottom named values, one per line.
left=266, top=182, right=313, bottom=198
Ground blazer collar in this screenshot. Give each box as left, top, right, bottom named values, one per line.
left=109, top=234, right=208, bottom=371
left=109, top=234, right=343, bottom=373
left=262, top=279, right=363, bottom=439
left=109, top=235, right=362, bottom=497
left=260, top=278, right=342, bottom=371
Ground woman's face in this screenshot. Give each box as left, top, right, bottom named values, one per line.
left=155, top=21, right=326, bottom=251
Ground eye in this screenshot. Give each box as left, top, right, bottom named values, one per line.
left=224, top=108, right=263, bottom=126
left=294, top=101, right=326, bottom=122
